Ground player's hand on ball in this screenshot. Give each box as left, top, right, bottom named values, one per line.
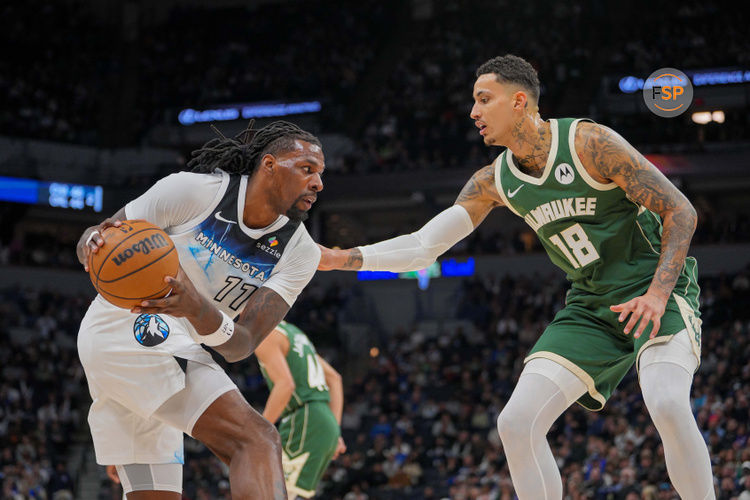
left=76, top=218, right=123, bottom=271
left=610, top=291, right=668, bottom=339
left=131, top=267, right=202, bottom=318
left=332, top=437, right=347, bottom=459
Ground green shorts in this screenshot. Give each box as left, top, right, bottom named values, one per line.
left=526, top=283, right=702, bottom=411
left=279, top=401, right=340, bottom=498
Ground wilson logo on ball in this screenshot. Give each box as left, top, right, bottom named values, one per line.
left=112, top=234, right=170, bottom=266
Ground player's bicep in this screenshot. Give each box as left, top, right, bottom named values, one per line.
left=455, top=165, right=504, bottom=226
left=576, top=123, right=690, bottom=216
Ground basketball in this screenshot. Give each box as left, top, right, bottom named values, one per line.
left=88, top=220, right=179, bottom=309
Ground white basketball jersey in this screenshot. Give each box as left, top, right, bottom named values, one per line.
left=166, top=173, right=309, bottom=319
left=81, top=170, right=321, bottom=361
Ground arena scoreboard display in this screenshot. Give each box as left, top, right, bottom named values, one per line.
left=0, top=176, right=104, bottom=212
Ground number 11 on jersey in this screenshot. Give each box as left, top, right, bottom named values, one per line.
left=549, top=223, right=600, bottom=268
left=213, top=276, right=257, bottom=311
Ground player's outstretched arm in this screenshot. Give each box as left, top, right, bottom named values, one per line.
left=317, top=165, right=503, bottom=272
left=576, top=122, right=697, bottom=338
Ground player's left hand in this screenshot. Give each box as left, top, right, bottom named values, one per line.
left=610, top=291, right=668, bottom=339
left=131, top=267, right=203, bottom=318
left=332, top=437, right=347, bottom=460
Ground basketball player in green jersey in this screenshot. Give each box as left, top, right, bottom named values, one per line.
left=255, top=321, right=346, bottom=499
left=318, top=55, right=714, bottom=499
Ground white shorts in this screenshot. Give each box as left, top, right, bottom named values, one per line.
left=78, top=296, right=237, bottom=465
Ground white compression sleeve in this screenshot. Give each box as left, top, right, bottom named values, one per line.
left=358, top=205, right=475, bottom=272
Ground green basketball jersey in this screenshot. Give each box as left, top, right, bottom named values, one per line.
left=259, top=321, right=330, bottom=419
left=495, top=118, right=698, bottom=303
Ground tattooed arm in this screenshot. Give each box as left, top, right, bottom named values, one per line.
left=212, top=287, right=291, bottom=362
left=454, top=164, right=505, bottom=225
left=317, top=247, right=364, bottom=271
left=317, top=165, right=504, bottom=271
left=575, top=122, right=697, bottom=338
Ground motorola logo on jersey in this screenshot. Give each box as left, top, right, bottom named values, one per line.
left=555, top=163, right=575, bottom=185
left=133, top=314, right=170, bottom=347
left=112, top=233, right=170, bottom=266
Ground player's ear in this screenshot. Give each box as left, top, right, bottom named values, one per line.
left=260, top=153, right=276, bottom=174
left=513, top=91, right=527, bottom=111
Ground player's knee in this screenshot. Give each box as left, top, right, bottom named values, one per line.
left=259, top=418, right=282, bottom=452
left=237, top=412, right=281, bottom=455
left=643, top=388, right=686, bottom=424
left=496, top=407, right=529, bottom=444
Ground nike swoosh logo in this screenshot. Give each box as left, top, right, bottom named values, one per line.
left=507, top=185, right=525, bottom=198
left=214, top=212, right=237, bottom=224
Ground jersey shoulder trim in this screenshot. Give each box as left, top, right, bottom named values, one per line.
left=275, top=321, right=298, bottom=338
left=493, top=152, right=523, bottom=217
left=569, top=119, right=619, bottom=192
left=169, top=171, right=231, bottom=235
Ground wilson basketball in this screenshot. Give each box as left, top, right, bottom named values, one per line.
left=88, top=220, right=179, bottom=309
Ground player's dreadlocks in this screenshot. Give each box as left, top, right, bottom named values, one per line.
left=187, top=120, right=321, bottom=175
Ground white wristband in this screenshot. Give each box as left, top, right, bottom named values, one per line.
left=199, top=311, right=235, bottom=347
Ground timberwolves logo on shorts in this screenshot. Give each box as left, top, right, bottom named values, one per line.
left=133, top=314, right=170, bottom=347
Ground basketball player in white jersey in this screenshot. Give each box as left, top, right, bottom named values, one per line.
left=76, top=121, right=325, bottom=499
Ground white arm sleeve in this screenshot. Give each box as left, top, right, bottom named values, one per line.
left=263, top=229, right=321, bottom=306
left=125, top=172, right=223, bottom=229
left=358, top=204, right=475, bottom=272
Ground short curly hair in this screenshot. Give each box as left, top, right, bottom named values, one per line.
left=476, top=55, right=540, bottom=104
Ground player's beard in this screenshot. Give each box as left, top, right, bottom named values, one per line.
left=285, top=196, right=309, bottom=222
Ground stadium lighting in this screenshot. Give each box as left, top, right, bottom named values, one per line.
left=178, top=100, right=322, bottom=125
left=691, top=112, right=712, bottom=124
left=712, top=110, right=726, bottom=123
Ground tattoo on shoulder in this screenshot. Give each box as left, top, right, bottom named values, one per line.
left=577, top=122, right=696, bottom=298
left=455, top=165, right=502, bottom=205
left=577, top=123, right=679, bottom=213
